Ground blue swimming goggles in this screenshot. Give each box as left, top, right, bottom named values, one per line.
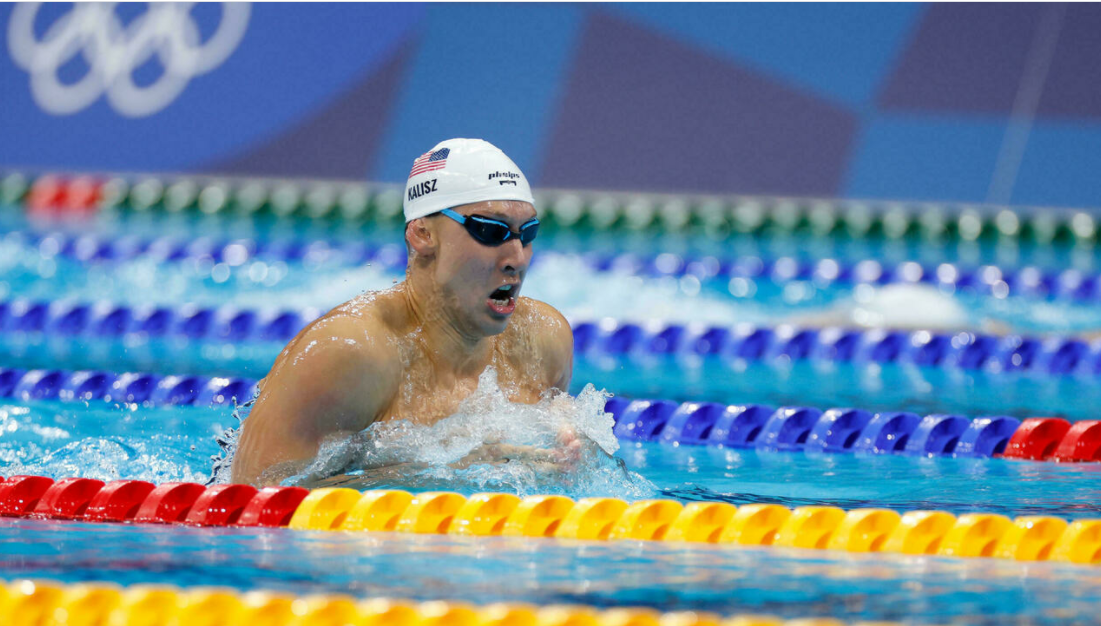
left=440, top=208, right=540, bottom=247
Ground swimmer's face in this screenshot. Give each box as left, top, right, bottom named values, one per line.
left=429, top=200, right=536, bottom=336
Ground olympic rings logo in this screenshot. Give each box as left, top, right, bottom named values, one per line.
left=7, top=2, right=250, bottom=117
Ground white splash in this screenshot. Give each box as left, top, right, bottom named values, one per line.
left=272, top=368, right=654, bottom=498
left=3, top=434, right=210, bottom=484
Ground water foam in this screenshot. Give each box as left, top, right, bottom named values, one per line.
left=0, top=401, right=218, bottom=484
left=216, top=368, right=654, bottom=499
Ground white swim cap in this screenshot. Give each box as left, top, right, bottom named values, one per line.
left=402, top=138, right=535, bottom=222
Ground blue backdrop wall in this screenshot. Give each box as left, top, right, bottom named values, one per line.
left=2, top=2, right=1099, bottom=207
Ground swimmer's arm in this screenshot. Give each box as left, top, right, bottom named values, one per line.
left=533, top=300, right=617, bottom=464
left=231, top=321, right=399, bottom=486
left=543, top=320, right=617, bottom=462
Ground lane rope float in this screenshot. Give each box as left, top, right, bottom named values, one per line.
left=0, top=578, right=905, bottom=626
left=5, top=296, right=1101, bottom=379
left=0, top=477, right=1098, bottom=566
left=5, top=170, right=1100, bottom=247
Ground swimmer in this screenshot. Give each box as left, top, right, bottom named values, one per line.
left=231, top=139, right=579, bottom=486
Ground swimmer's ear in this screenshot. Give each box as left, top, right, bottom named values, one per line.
left=405, top=218, right=437, bottom=258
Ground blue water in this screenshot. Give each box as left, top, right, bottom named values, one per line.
left=7, top=221, right=1101, bottom=424
left=8, top=217, right=1101, bottom=336
left=5, top=205, right=1101, bottom=625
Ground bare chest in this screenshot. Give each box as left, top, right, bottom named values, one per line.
left=377, top=348, right=546, bottom=427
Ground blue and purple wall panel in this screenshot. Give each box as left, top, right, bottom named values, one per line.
left=1, top=2, right=1099, bottom=207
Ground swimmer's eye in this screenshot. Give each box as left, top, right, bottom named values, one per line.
left=440, top=209, right=540, bottom=247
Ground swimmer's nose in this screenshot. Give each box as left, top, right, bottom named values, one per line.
left=498, top=237, right=528, bottom=275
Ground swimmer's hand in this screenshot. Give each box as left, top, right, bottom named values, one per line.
left=451, top=427, right=589, bottom=471
left=451, top=443, right=556, bottom=469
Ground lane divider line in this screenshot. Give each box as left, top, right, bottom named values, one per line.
left=5, top=296, right=1101, bottom=378
left=0, top=366, right=259, bottom=407
left=7, top=170, right=1100, bottom=247
left=0, top=477, right=1098, bottom=566
left=608, top=399, right=1099, bottom=463
left=0, top=578, right=908, bottom=626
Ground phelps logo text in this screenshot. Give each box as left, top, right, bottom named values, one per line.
left=407, top=179, right=438, bottom=201
left=489, top=171, right=520, bottom=185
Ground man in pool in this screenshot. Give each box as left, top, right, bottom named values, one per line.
left=231, top=138, right=578, bottom=486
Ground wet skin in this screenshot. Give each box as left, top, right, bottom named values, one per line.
left=231, top=200, right=576, bottom=486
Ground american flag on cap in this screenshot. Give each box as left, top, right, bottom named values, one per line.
left=409, top=148, right=450, bottom=177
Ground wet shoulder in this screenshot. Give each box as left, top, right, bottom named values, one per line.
left=328, top=288, right=409, bottom=330
left=512, top=297, right=571, bottom=340
left=504, top=297, right=573, bottom=388
left=274, top=291, right=405, bottom=370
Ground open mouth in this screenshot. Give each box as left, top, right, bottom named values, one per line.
left=487, top=284, right=518, bottom=316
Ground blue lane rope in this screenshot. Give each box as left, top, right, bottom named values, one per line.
left=2, top=297, right=1100, bottom=377
left=605, top=398, right=1022, bottom=458
left=9, top=230, right=410, bottom=272
left=0, top=299, right=323, bottom=343
left=8, top=228, right=1101, bottom=302
left=0, top=367, right=257, bottom=408
left=572, top=320, right=1101, bottom=377
left=0, top=363, right=1020, bottom=459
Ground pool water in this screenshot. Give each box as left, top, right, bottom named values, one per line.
left=4, top=248, right=1101, bottom=421
left=3, top=200, right=1101, bottom=625
left=8, top=217, right=1101, bottom=336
